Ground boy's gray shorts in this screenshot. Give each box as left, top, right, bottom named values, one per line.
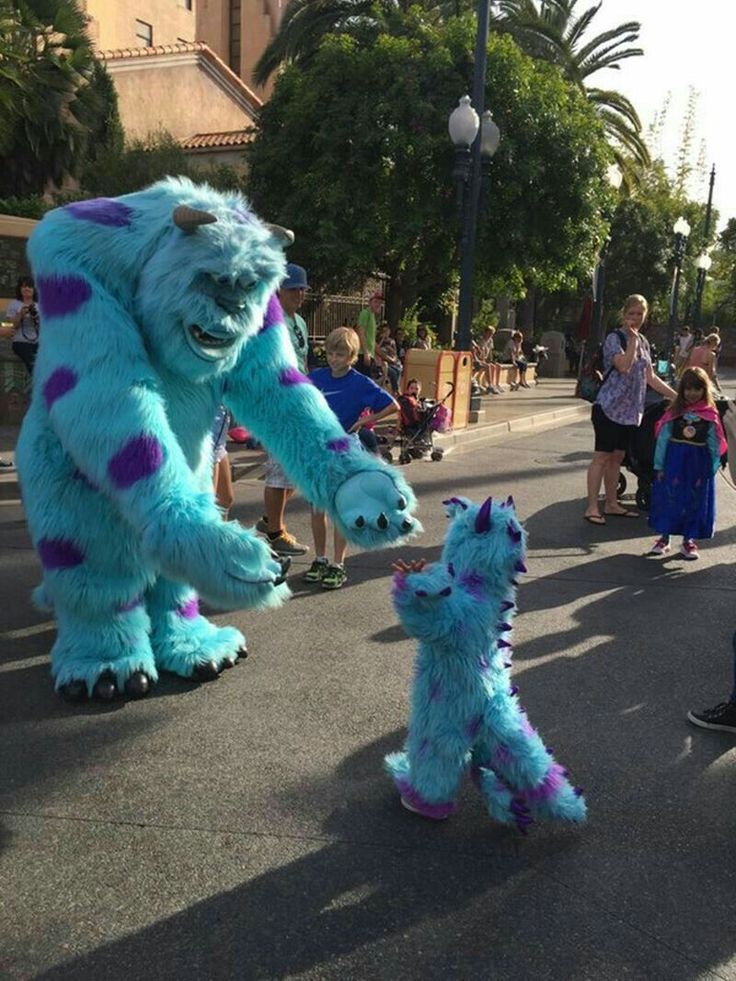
left=264, top=454, right=293, bottom=489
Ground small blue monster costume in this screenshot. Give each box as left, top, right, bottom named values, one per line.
left=385, top=496, right=585, bottom=832
left=16, top=179, right=418, bottom=702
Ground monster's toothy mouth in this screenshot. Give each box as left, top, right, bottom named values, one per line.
left=189, top=324, right=237, bottom=349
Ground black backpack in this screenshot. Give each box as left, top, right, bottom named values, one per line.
left=576, top=329, right=628, bottom=404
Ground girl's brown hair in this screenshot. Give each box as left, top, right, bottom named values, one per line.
left=672, top=366, right=714, bottom=415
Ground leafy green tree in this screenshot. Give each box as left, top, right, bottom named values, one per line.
left=493, top=0, right=648, bottom=168
left=0, top=0, right=114, bottom=197
left=247, top=23, right=611, bottom=323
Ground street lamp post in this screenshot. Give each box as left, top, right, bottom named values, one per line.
left=692, top=252, right=713, bottom=338
left=590, top=163, right=623, bottom=346
left=448, top=0, right=500, bottom=353
left=667, top=215, right=691, bottom=376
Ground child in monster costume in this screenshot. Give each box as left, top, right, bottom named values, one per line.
left=385, top=496, right=586, bottom=832
left=16, top=178, right=419, bottom=702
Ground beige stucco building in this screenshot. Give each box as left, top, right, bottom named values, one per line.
left=79, top=1, right=286, bottom=165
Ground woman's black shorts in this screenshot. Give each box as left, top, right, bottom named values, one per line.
left=591, top=403, right=636, bottom=453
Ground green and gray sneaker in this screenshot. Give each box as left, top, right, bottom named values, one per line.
left=303, top=557, right=329, bottom=583
left=321, top=563, right=347, bottom=590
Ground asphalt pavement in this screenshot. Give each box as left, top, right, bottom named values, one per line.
left=1, top=378, right=735, bottom=980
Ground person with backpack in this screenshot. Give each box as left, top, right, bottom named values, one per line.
left=584, top=294, right=677, bottom=526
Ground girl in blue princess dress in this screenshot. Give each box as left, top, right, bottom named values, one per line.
left=646, top=367, right=727, bottom=561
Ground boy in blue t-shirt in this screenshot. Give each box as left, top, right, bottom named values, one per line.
left=305, top=326, right=398, bottom=589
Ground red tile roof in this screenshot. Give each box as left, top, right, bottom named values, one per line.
left=96, top=41, right=263, bottom=111
left=181, top=130, right=253, bottom=150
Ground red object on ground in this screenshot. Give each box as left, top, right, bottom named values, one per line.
left=228, top=426, right=249, bottom=443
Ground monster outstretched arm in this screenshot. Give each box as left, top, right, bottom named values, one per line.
left=225, top=298, right=420, bottom=547
left=33, top=279, right=284, bottom=610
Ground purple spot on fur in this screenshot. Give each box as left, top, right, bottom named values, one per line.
left=43, top=367, right=78, bottom=410
left=177, top=596, right=200, bottom=620
left=526, top=763, right=567, bottom=803
left=38, top=537, right=84, bottom=570
left=328, top=437, right=351, bottom=453
left=494, top=744, right=513, bottom=766
left=395, top=778, right=457, bottom=819
left=497, top=639, right=512, bottom=649
left=66, top=198, right=133, bottom=227
left=459, top=572, right=484, bottom=600
left=475, top=496, right=492, bottom=533
left=260, top=293, right=283, bottom=333
left=71, top=467, right=98, bottom=492
left=429, top=680, right=442, bottom=702
left=507, top=522, right=522, bottom=543
left=392, top=572, right=409, bottom=595
left=116, top=595, right=143, bottom=613
left=510, top=796, right=533, bottom=833
left=38, top=275, right=92, bottom=319
left=501, top=600, right=514, bottom=612
left=279, top=367, right=311, bottom=387
left=515, top=560, right=528, bottom=574
left=478, top=655, right=489, bottom=670
left=442, top=497, right=467, bottom=509
left=108, top=435, right=163, bottom=489
left=520, top=715, right=536, bottom=738
left=465, top=714, right=483, bottom=740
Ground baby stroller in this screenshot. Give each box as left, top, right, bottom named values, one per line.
left=619, top=396, right=730, bottom=510
left=382, top=384, right=454, bottom=465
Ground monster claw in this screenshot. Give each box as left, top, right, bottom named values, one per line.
left=355, top=515, right=365, bottom=528
left=515, top=560, right=528, bottom=573
left=377, top=512, right=389, bottom=529
left=397, top=496, right=407, bottom=510
left=401, top=518, right=413, bottom=532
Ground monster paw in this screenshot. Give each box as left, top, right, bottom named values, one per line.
left=334, top=470, right=420, bottom=549
left=152, top=610, right=246, bottom=681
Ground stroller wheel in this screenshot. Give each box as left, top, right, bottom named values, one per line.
left=410, top=447, right=424, bottom=459
left=381, top=449, right=393, bottom=464
left=399, top=451, right=412, bottom=465
left=430, top=449, right=444, bottom=461
left=617, top=473, right=627, bottom=498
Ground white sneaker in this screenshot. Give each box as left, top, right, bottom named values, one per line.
left=680, top=540, right=699, bottom=560
left=645, top=537, right=670, bottom=556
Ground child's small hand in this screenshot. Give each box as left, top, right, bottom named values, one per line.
left=391, top=558, right=426, bottom=575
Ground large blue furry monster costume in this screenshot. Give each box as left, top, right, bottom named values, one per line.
left=385, top=496, right=586, bottom=832
left=16, top=179, right=418, bottom=702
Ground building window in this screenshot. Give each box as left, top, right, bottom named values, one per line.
left=135, top=19, right=153, bottom=47
left=229, top=0, right=241, bottom=75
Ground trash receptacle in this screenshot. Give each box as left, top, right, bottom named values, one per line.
left=449, top=350, right=472, bottom=429
left=538, top=330, right=566, bottom=378
left=402, top=349, right=472, bottom=429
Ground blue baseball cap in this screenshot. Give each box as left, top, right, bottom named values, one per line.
left=282, top=263, right=309, bottom=290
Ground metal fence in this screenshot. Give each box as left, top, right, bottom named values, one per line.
left=301, top=288, right=385, bottom=343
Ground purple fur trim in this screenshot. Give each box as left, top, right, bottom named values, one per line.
left=396, top=778, right=457, bottom=819
left=38, top=274, right=92, bottom=319
left=391, top=572, right=409, bottom=595
left=43, top=366, right=78, bottom=410
left=177, top=596, right=200, bottom=620
left=108, top=434, right=164, bottom=489
left=493, top=743, right=513, bottom=766
left=510, top=796, right=533, bottom=833
left=474, top=496, right=492, bottom=533
left=515, top=560, right=528, bottom=574
left=38, top=536, right=84, bottom=570
left=501, top=600, right=515, bottom=612
left=520, top=715, right=536, bottom=738
left=442, top=497, right=467, bottom=509
left=327, top=437, right=351, bottom=453
left=506, top=523, right=522, bottom=543
left=459, top=572, right=484, bottom=600
left=525, top=762, right=567, bottom=803
left=260, top=293, right=283, bottom=332
left=71, top=467, right=98, bottom=492
left=279, top=366, right=311, bottom=387
left=66, top=198, right=133, bottom=227
left=429, top=679, right=443, bottom=702
left=116, top=595, right=143, bottom=613
left=465, top=714, right=483, bottom=740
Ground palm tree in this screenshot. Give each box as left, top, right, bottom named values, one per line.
left=493, top=0, right=649, bottom=167
left=0, top=0, right=108, bottom=197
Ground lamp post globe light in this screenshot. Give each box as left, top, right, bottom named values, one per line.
left=667, top=215, right=691, bottom=376
left=448, top=0, right=500, bottom=354
left=693, top=251, right=713, bottom=338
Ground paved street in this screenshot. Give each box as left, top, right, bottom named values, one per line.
left=1, top=395, right=735, bottom=979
